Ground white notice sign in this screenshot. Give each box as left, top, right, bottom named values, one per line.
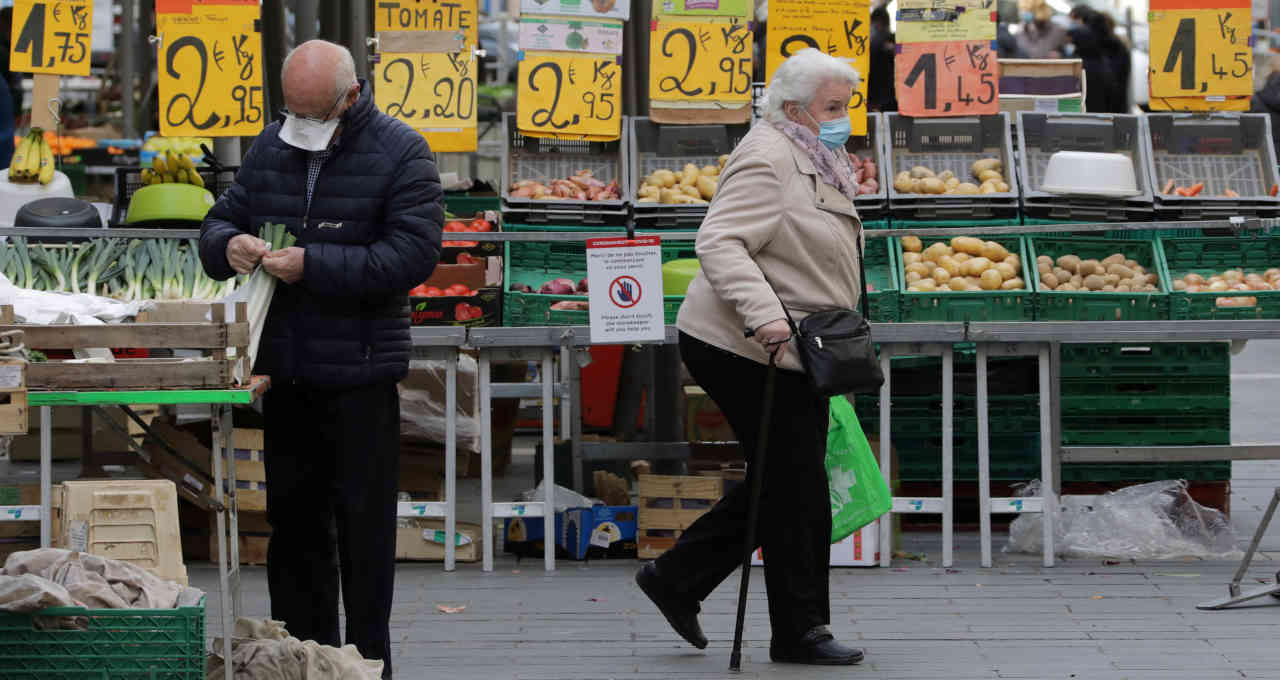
left=586, top=236, right=665, bottom=343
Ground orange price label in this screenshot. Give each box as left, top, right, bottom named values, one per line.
left=895, top=40, right=997, bottom=117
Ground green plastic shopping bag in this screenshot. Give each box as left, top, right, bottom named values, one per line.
left=827, top=395, right=892, bottom=543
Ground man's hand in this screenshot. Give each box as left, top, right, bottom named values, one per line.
left=227, top=234, right=269, bottom=275
left=262, top=247, right=305, bottom=284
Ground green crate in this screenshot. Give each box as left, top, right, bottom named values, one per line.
left=856, top=394, right=1040, bottom=437
left=1158, top=234, right=1280, bottom=320
left=1061, top=461, right=1232, bottom=483
left=892, top=235, right=1036, bottom=322
left=892, top=217, right=1023, bottom=229
left=894, top=432, right=1041, bottom=482
left=504, top=223, right=629, bottom=233
left=0, top=598, right=205, bottom=679
left=865, top=236, right=900, bottom=322
left=862, top=219, right=889, bottom=230
left=1060, top=342, right=1229, bottom=379
left=445, top=192, right=500, bottom=216
left=1062, top=412, right=1230, bottom=446
left=1028, top=236, right=1170, bottom=320
left=1060, top=376, right=1229, bottom=412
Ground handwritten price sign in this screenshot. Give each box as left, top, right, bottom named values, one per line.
left=896, top=0, right=996, bottom=43
left=156, top=1, right=264, bottom=137
left=649, top=18, right=753, bottom=103
left=895, top=41, right=997, bottom=116
left=9, top=0, right=93, bottom=76
left=765, top=0, right=869, bottom=135
left=1149, top=0, right=1252, bottom=103
left=517, top=51, right=622, bottom=140
left=374, top=52, right=477, bottom=152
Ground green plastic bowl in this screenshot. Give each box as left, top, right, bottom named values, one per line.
left=124, top=183, right=216, bottom=224
left=663, top=258, right=701, bottom=296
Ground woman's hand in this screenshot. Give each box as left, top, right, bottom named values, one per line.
left=752, top=319, right=792, bottom=357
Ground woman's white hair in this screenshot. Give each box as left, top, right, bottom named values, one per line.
left=762, top=48, right=861, bottom=124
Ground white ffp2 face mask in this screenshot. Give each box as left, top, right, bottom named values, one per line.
left=279, top=115, right=341, bottom=151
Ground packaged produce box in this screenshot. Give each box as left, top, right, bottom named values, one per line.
left=561, top=505, right=638, bottom=560
left=410, top=258, right=501, bottom=327
left=753, top=520, right=880, bottom=567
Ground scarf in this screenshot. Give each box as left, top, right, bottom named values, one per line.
left=770, top=118, right=862, bottom=204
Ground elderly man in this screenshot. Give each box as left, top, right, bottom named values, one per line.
left=199, top=40, right=442, bottom=678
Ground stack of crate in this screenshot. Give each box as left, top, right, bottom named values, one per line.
left=636, top=474, right=723, bottom=559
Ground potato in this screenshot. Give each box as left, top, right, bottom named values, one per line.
left=915, top=278, right=938, bottom=292
left=1172, top=279, right=1187, bottom=291
left=645, top=174, right=665, bottom=188
left=1070, top=274, right=1083, bottom=286
left=980, top=269, right=1003, bottom=290
left=1083, top=274, right=1106, bottom=291
left=922, top=243, right=949, bottom=262
left=1001, top=277, right=1025, bottom=290
left=1208, top=280, right=1230, bottom=292
left=954, top=252, right=973, bottom=263
left=996, top=181, right=1011, bottom=192
left=907, top=262, right=931, bottom=277
left=980, top=181, right=1000, bottom=194
left=902, top=235, right=923, bottom=253
left=906, top=271, right=923, bottom=284
left=1039, top=272, right=1060, bottom=288
left=696, top=175, right=718, bottom=200
left=659, top=187, right=678, bottom=204
left=965, top=257, right=993, bottom=277
left=1102, top=274, right=1119, bottom=286
left=1115, top=284, right=1131, bottom=292
left=718, top=154, right=729, bottom=167
left=1056, top=282, right=1075, bottom=291
left=972, top=158, right=1002, bottom=175
left=679, top=184, right=701, bottom=199
left=981, top=241, right=1009, bottom=261
left=937, top=256, right=961, bottom=277
left=948, top=278, right=968, bottom=291
left=894, top=172, right=914, bottom=192
left=977, top=169, right=1004, bottom=183
left=1003, top=253, right=1021, bottom=268
left=681, top=164, right=701, bottom=184
left=638, top=185, right=661, bottom=199
left=910, top=165, right=936, bottom=179
left=1124, top=259, right=1141, bottom=271
left=954, top=182, right=981, bottom=195
left=1106, top=264, right=1135, bottom=279
left=966, top=284, right=984, bottom=291
left=654, top=169, right=677, bottom=188
left=902, top=253, right=923, bottom=267
left=944, top=177, right=960, bottom=190
left=701, top=165, right=721, bottom=177
left=910, top=178, right=925, bottom=193
left=951, top=236, right=983, bottom=255
left=1102, top=253, right=1125, bottom=266
left=994, top=262, right=1017, bottom=280
left=921, top=177, right=947, bottom=194
left=932, top=267, right=952, bottom=284
left=1076, top=260, right=1101, bottom=277
left=938, top=170, right=956, bottom=182
left=1037, top=263, right=1052, bottom=277
left=1056, top=255, right=1081, bottom=273
left=1037, top=255, right=1053, bottom=266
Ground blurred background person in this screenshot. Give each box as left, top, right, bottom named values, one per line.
left=867, top=4, right=897, bottom=112
left=1251, top=55, right=1280, bottom=159
left=1067, top=5, right=1126, bottom=113
left=1015, top=0, right=1068, bottom=59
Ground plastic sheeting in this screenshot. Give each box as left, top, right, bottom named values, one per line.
left=206, top=618, right=383, bottom=680
left=0, top=272, right=153, bottom=325
left=398, top=355, right=480, bottom=453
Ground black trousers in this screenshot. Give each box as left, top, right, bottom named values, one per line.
left=657, top=333, right=832, bottom=643
left=263, top=381, right=400, bottom=678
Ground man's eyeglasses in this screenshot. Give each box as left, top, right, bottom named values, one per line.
left=279, top=87, right=347, bottom=123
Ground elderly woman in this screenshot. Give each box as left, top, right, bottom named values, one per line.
left=634, top=48, right=867, bottom=666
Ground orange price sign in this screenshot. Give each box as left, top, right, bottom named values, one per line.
left=895, top=40, right=997, bottom=117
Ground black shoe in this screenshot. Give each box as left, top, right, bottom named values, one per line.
left=635, top=562, right=708, bottom=649
left=770, top=626, right=864, bottom=666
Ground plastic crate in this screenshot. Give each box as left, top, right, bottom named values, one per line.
left=892, top=217, right=1022, bottom=229
left=884, top=112, right=1019, bottom=221
left=894, top=432, right=1042, bottom=482
left=629, top=117, right=749, bottom=229
left=856, top=393, right=1040, bottom=437
left=444, top=192, right=500, bottom=216
left=1060, top=376, right=1230, bottom=412
left=1145, top=113, right=1280, bottom=219
left=1059, top=342, right=1230, bottom=379
left=502, top=240, right=688, bottom=326
left=0, top=598, right=205, bottom=679
left=1158, top=234, right=1280, bottom=320
left=1060, top=461, right=1232, bottom=483
left=1015, top=112, right=1156, bottom=221
left=1027, top=236, right=1169, bottom=321
left=1061, top=412, right=1230, bottom=446
left=109, top=165, right=238, bottom=226
left=864, top=236, right=900, bottom=322
left=892, top=235, right=1036, bottom=322
left=500, top=113, right=630, bottom=225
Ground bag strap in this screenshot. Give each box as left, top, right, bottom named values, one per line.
left=755, top=221, right=871, bottom=336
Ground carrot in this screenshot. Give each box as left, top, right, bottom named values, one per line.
left=1224, top=188, right=1239, bottom=198
left=1186, top=182, right=1204, bottom=196
left=1162, top=179, right=1176, bottom=195
left=1175, top=187, right=1193, bottom=197
left=1271, top=184, right=1278, bottom=197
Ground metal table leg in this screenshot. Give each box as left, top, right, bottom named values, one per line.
left=878, top=351, right=892, bottom=568
left=977, top=345, right=992, bottom=568
left=479, top=350, right=494, bottom=572
left=40, top=406, right=50, bottom=547
left=1197, top=487, right=1280, bottom=609
left=211, top=405, right=234, bottom=680
left=1038, top=345, right=1056, bottom=567
left=942, top=345, right=953, bottom=568
left=541, top=350, right=555, bottom=572
left=444, top=350, right=457, bottom=571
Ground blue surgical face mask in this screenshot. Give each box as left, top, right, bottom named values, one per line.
left=1021, top=11, right=1034, bottom=23
left=805, top=110, right=851, bottom=150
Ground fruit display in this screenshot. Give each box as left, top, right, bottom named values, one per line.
left=7, top=128, right=56, bottom=185
left=899, top=235, right=1026, bottom=292
left=1034, top=252, right=1160, bottom=293
left=893, top=157, right=1009, bottom=195
left=1169, top=267, right=1280, bottom=308
left=636, top=156, right=726, bottom=205
left=142, top=135, right=213, bottom=158
left=443, top=216, right=495, bottom=248
left=140, top=151, right=206, bottom=188
left=508, top=170, right=621, bottom=201
left=508, top=277, right=589, bottom=295
left=11, top=130, right=97, bottom=156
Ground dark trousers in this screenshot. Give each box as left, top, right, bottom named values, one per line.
left=263, top=381, right=400, bottom=678
left=657, top=333, right=832, bottom=643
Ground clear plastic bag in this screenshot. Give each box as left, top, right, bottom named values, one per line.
left=1006, top=479, right=1242, bottom=561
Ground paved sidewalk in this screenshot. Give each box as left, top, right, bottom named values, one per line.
left=191, top=532, right=1280, bottom=680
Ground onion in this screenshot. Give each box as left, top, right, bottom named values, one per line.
left=509, top=283, right=534, bottom=293
left=576, top=278, right=589, bottom=293
left=540, top=278, right=577, bottom=295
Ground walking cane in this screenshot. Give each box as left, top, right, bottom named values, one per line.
left=729, top=332, right=779, bottom=672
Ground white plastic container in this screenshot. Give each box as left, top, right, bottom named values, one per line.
left=1040, top=151, right=1140, bottom=197
left=0, top=171, right=74, bottom=225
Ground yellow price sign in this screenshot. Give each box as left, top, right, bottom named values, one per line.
left=375, top=52, right=478, bottom=152
left=9, top=0, right=93, bottom=76
left=649, top=18, right=753, bottom=103
left=374, top=0, right=478, bottom=47
left=1149, top=0, right=1252, bottom=100
left=765, top=0, right=869, bottom=136
left=517, top=51, right=622, bottom=140
left=895, top=0, right=995, bottom=43
left=156, top=2, right=265, bottom=137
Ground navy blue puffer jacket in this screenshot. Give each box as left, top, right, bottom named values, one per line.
left=199, top=79, right=443, bottom=390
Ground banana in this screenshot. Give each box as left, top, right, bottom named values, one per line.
left=187, top=169, right=205, bottom=188
left=177, top=168, right=191, bottom=184
left=179, top=154, right=195, bottom=172
left=166, top=151, right=180, bottom=174
left=8, top=134, right=31, bottom=181
left=152, top=154, right=168, bottom=174
left=37, top=136, right=54, bottom=185
left=162, top=172, right=176, bottom=184
left=24, top=133, right=42, bottom=179
left=141, top=168, right=154, bottom=184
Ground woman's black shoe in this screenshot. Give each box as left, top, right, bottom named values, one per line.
left=769, top=626, right=864, bottom=665
left=634, top=562, right=708, bottom=649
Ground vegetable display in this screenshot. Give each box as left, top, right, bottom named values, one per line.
left=8, top=129, right=55, bottom=185
left=141, top=151, right=206, bottom=188
left=1035, top=253, right=1160, bottom=292
left=0, top=237, right=247, bottom=301
left=442, top=217, right=493, bottom=248
left=900, top=235, right=1026, bottom=292
left=893, top=158, right=1009, bottom=195
left=509, top=278, right=589, bottom=295
left=1171, top=268, right=1280, bottom=308
left=636, top=157, right=725, bottom=205
left=509, top=170, right=621, bottom=201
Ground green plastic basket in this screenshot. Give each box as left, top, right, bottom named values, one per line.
left=504, top=223, right=629, bottom=233
left=1060, top=376, right=1230, bottom=412
left=1061, top=461, right=1232, bottom=483
left=1158, top=234, right=1280, bottom=320
left=865, top=236, right=900, bottom=322
left=1028, top=236, right=1170, bottom=320
left=0, top=598, right=205, bottom=679
left=892, top=235, right=1035, bottom=322
left=1061, top=412, right=1230, bottom=446
left=444, top=192, right=500, bottom=216
left=1060, top=342, right=1229, bottom=379
left=892, top=217, right=1022, bottom=229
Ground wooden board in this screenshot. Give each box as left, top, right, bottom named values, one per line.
left=637, top=474, right=723, bottom=500
left=648, top=103, right=751, bottom=125
left=27, top=359, right=236, bottom=390
left=0, top=322, right=250, bottom=350
left=636, top=474, right=723, bottom=559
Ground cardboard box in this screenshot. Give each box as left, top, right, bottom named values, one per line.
left=751, top=519, right=880, bottom=568
left=396, top=519, right=480, bottom=562
left=58, top=479, right=188, bottom=585
left=683, top=386, right=735, bottom=442
left=560, top=505, right=638, bottom=560
left=423, top=260, right=486, bottom=291
left=410, top=288, right=501, bottom=327
left=503, top=513, right=565, bottom=557
left=998, top=59, right=1086, bottom=114
left=0, top=483, right=39, bottom=540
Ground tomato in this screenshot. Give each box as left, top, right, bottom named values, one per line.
left=454, top=302, right=472, bottom=321
left=443, top=221, right=468, bottom=233
left=467, top=305, right=484, bottom=319
left=424, top=286, right=444, bottom=297
left=443, top=240, right=478, bottom=248
left=469, top=217, right=493, bottom=232
left=445, top=284, right=470, bottom=297
left=456, top=252, right=478, bottom=265
left=408, top=284, right=431, bottom=297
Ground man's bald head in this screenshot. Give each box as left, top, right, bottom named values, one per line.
left=282, top=40, right=358, bottom=119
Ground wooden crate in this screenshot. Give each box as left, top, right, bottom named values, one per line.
left=637, top=474, right=723, bottom=559
left=0, top=357, right=27, bottom=435
left=0, top=302, right=248, bottom=390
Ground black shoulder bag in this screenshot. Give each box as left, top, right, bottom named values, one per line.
left=761, top=234, right=884, bottom=397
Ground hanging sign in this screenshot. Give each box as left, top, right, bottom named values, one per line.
left=155, top=0, right=265, bottom=137
left=8, top=0, right=93, bottom=76
left=652, top=0, right=752, bottom=19
left=586, top=236, right=665, bottom=344
left=764, top=0, right=870, bottom=136
left=518, top=15, right=625, bottom=55
left=895, top=40, right=998, bottom=116
left=649, top=17, right=753, bottom=103
left=1148, top=0, right=1252, bottom=107
left=374, top=0, right=479, bottom=152
left=895, top=0, right=997, bottom=43
left=520, top=0, right=630, bottom=22
left=517, top=50, right=623, bottom=140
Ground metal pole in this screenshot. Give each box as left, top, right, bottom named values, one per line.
left=213, top=138, right=242, bottom=167
left=877, top=351, right=892, bottom=568
left=942, top=346, right=953, bottom=568
left=977, top=344, right=992, bottom=568
left=120, top=0, right=137, bottom=139
left=542, top=351, right=556, bottom=572
left=445, top=351, right=457, bottom=571
left=296, top=0, right=319, bottom=43
left=479, top=351, right=494, bottom=572
left=40, top=406, right=51, bottom=548
left=351, top=0, right=370, bottom=80
left=1039, top=344, right=1056, bottom=568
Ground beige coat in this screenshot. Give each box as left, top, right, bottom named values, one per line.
left=676, top=123, right=864, bottom=372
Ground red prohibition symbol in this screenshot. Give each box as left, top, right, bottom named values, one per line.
left=609, top=275, right=641, bottom=308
